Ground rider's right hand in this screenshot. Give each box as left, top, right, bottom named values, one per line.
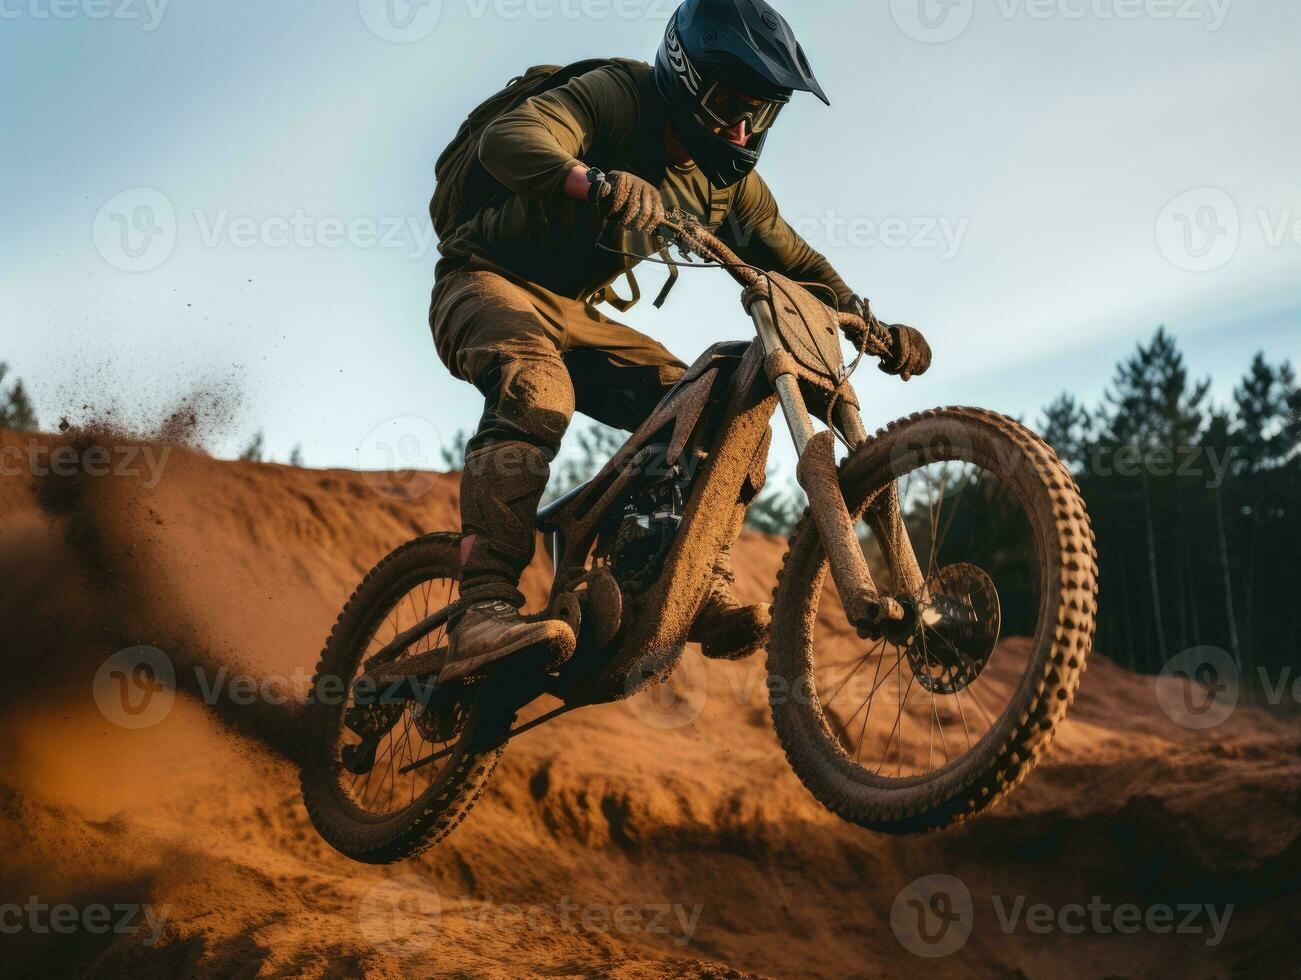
left=878, top=324, right=932, bottom=382
left=596, top=170, right=667, bottom=234
left=845, top=295, right=932, bottom=381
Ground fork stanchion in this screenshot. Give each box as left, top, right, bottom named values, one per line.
left=749, top=299, right=815, bottom=455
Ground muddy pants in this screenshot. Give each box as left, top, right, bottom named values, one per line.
left=429, top=257, right=687, bottom=604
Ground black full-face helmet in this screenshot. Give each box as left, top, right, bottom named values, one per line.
left=654, top=0, right=829, bottom=189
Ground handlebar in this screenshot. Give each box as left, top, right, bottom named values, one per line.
left=656, top=210, right=893, bottom=360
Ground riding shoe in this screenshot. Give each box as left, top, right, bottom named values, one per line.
left=688, top=545, right=772, bottom=661
left=441, top=599, right=575, bottom=684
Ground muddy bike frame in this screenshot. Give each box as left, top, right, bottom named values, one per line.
left=368, top=211, right=928, bottom=721
left=528, top=211, right=928, bottom=706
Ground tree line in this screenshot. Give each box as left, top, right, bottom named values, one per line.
left=7, top=328, right=1298, bottom=682
left=1040, top=327, right=1298, bottom=680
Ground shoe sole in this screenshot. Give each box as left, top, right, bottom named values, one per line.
left=438, top=627, right=575, bottom=685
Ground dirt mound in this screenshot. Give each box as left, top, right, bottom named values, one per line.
left=1, top=427, right=1297, bottom=978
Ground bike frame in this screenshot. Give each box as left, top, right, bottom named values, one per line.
left=536, top=214, right=927, bottom=706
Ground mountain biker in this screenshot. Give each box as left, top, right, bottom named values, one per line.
left=430, top=0, right=932, bottom=681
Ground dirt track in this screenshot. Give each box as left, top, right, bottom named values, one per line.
left=2, top=428, right=1298, bottom=978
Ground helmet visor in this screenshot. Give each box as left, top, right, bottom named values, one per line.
left=697, top=81, right=787, bottom=135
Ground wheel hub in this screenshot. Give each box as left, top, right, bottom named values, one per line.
left=905, top=563, right=1001, bottom=694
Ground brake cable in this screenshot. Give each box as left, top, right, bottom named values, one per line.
left=594, top=221, right=881, bottom=450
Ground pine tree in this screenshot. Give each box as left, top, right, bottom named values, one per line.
left=0, top=362, right=39, bottom=433
left=745, top=473, right=806, bottom=535
left=1097, top=328, right=1211, bottom=668
left=1039, top=393, right=1091, bottom=473
left=1234, top=353, right=1298, bottom=470
left=239, top=430, right=266, bottom=463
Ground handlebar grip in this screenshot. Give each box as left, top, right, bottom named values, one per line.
left=838, top=312, right=892, bottom=358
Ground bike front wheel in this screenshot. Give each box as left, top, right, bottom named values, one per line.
left=768, top=407, right=1098, bottom=833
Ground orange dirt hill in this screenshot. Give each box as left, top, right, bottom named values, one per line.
left=1, top=427, right=1298, bottom=978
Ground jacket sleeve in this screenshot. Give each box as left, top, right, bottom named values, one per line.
left=477, top=66, right=641, bottom=201
left=719, top=171, right=855, bottom=310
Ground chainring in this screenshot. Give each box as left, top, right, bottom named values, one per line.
left=414, top=687, right=469, bottom=744
left=905, top=563, right=1001, bottom=694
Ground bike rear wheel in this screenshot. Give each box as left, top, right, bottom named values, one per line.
left=768, top=407, right=1097, bottom=832
left=299, top=533, right=508, bottom=864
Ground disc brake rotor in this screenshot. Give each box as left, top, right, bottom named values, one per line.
left=905, top=563, right=1002, bottom=694
left=414, top=688, right=469, bottom=744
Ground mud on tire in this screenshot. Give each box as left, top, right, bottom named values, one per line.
left=767, top=408, right=1098, bottom=833
left=298, top=533, right=507, bottom=864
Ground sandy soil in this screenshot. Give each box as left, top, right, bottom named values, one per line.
left=1, top=428, right=1298, bottom=978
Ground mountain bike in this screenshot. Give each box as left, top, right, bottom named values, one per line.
left=299, top=212, right=1098, bottom=864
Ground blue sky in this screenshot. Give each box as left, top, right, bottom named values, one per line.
left=3, top=0, right=1297, bottom=477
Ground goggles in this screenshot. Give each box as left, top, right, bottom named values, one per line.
left=697, top=81, right=787, bottom=135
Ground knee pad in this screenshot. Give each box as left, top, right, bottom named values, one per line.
left=496, top=356, right=575, bottom=452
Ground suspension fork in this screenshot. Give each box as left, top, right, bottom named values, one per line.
left=749, top=302, right=925, bottom=629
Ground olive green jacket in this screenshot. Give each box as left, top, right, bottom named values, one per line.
left=436, top=61, right=853, bottom=311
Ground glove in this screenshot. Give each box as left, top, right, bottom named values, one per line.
left=596, top=170, right=667, bottom=234
left=879, top=324, right=932, bottom=382
left=843, top=294, right=875, bottom=349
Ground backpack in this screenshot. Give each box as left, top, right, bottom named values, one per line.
left=430, top=58, right=644, bottom=242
